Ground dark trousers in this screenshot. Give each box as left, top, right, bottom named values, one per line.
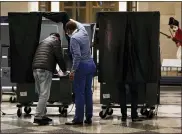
left=118, top=83, right=138, bottom=118
left=73, top=60, right=96, bottom=122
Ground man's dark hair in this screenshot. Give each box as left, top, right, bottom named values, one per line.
left=65, top=21, right=77, bottom=31
left=50, top=33, right=60, bottom=38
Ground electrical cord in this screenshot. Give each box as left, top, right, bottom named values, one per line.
left=68, top=103, right=75, bottom=114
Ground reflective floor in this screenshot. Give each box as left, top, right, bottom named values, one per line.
left=1, top=82, right=182, bottom=133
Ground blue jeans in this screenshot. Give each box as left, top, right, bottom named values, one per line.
left=33, top=69, right=52, bottom=119
left=73, top=60, right=96, bottom=122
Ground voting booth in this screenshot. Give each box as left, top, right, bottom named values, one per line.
left=0, top=22, right=17, bottom=103
left=8, top=12, right=73, bottom=117
left=95, top=12, right=161, bottom=119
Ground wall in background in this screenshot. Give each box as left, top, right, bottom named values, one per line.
left=1, top=2, right=29, bottom=16
left=138, top=2, right=182, bottom=60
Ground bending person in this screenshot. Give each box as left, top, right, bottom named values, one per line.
left=65, top=19, right=96, bottom=125
left=32, top=33, right=67, bottom=125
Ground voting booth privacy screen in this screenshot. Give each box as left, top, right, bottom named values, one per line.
left=97, top=12, right=160, bottom=84
left=8, top=12, right=70, bottom=83
left=96, top=12, right=161, bottom=107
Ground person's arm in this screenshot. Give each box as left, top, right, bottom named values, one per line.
left=70, top=38, right=81, bottom=72
left=53, top=40, right=67, bottom=72
left=70, top=19, right=87, bottom=33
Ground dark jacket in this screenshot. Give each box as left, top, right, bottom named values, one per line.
left=32, top=35, right=66, bottom=73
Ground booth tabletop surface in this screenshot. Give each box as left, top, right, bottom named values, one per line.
left=162, top=59, right=181, bottom=67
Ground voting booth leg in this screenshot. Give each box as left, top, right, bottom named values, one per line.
left=99, top=82, right=159, bottom=119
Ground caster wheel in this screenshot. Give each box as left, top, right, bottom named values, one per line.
left=147, top=110, right=155, bottom=119
left=10, top=96, right=16, bottom=103
left=108, top=109, right=113, bottom=116
left=140, top=108, right=148, bottom=116
left=17, top=108, right=22, bottom=117
left=59, top=107, right=67, bottom=117
left=99, top=110, right=108, bottom=119
left=24, top=107, right=31, bottom=114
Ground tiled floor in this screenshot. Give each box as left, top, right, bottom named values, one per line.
left=1, top=78, right=182, bottom=133
left=1, top=102, right=181, bottom=133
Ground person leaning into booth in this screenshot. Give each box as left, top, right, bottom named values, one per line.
left=32, top=33, right=67, bottom=125
left=65, top=19, right=96, bottom=125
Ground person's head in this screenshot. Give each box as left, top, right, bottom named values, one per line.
left=169, top=17, right=174, bottom=29
left=172, top=20, right=179, bottom=32
left=50, top=33, right=61, bottom=41
left=65, top=20, right=77, bottom=37
left=168, top=17, right=179, bottom=31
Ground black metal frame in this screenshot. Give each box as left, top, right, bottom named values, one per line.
left=1, top=44, right=17, bottom=102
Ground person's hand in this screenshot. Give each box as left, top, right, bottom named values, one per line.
left=57, top=71, right=69, bottom=76
left=63, top=71, right=70, bottom=76
left=69, top=72, right=74, bottom=81
left=57, top=71, right=64, bottom=77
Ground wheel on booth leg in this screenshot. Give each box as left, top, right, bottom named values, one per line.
left=17, top=108, right=22, bottom=117
left=10, top=96, right=17, bottom=103
left=24, top=107, right=31, bottom=115
left=99, top=108, right=109, bottom=119
left=147, top=109, right=155, bottom=119
left=108, top=108, right=113, bottom=116
left=140, top=108, right=148, bottom=116
left=59, top=107, right=68, bottom=117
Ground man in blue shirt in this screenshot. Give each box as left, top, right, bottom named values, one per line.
left=65, top=19, right=96, bottom=125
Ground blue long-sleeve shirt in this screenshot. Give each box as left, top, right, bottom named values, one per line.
left=70, top=20, right=92, bottom=71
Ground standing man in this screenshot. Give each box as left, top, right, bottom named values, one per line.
left=118, top=83, right=142, bottom=122
left=65, top=19, right=96, bottom=125
left=32, top=33, right=67, bottom=125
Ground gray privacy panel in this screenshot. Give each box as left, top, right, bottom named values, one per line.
left=2, top=58, right=8, bottom=67
left=40, top=20, right=65, bottom=47
left=1, top=47, right=9, bottom=67
left=62, top=32, right=68, bottom=48
left=0, top=23, right=9, bottom=46
left=83, top=24, right=92, bottom=44
left=1, top=67, right=16, bottom=87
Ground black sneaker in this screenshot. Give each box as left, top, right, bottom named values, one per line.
left=33, top=118, right=49, bottom=125
left=42, top=116, right=52, bottom=122
left=84, top=119, right=92, bottom=124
